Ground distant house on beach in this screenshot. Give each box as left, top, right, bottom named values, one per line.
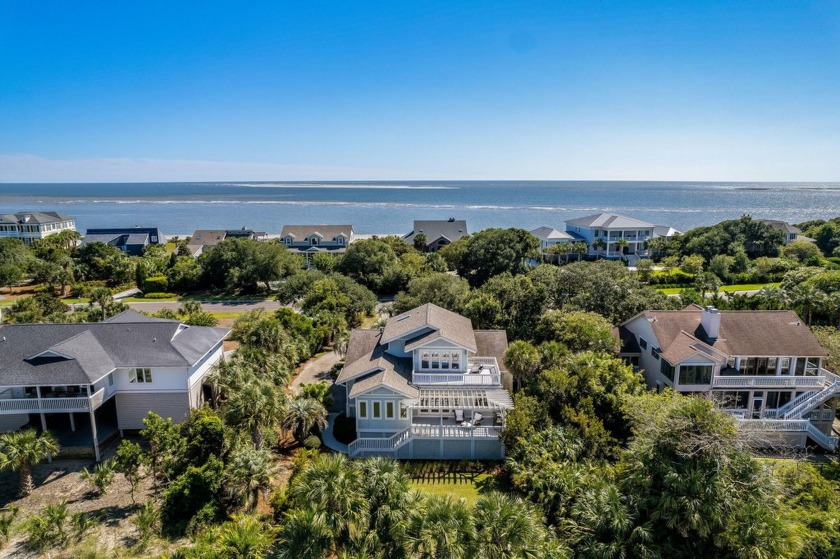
left=279, top=225, right=355, bottom=255
left=404, top=219, right=468, bottom=251
left=564, top=213, right=656, bottom=259
left=82, top=227, right=164, bottom=256
left=0, top=212, right=76, bottom=246
left=186, top=228, right=267, bottom=256
left=756, top=219, right=809, bottom=245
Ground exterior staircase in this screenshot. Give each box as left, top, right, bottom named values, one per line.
left=348, top=428, right=412, bottom=457
left=738, top=370, right=840, bottom=451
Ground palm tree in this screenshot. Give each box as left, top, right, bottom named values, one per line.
left=223, top=377, right=286, bottom=449
left=790, top=284, right=828, bottom=325
left=276, top=508, right=333, bottom=559
left=89, top=287, right=113, bottom=321
left=547, top=243, right=571, bottom=265
left=0, top=429, right=59, bottom=496
left=212, top=514, right=278, bottom=559
left=404, top=494, right=474, bottom=559
left=504, top=340, right=541, bottom=391
left=289, top=454, right=368, bottom=547
left=648, top=236, right=668, bottom=259
left=359, top=458, right=412, bottom=555
left=573, top=241, right=588, bottom=261
left=592, top=238, right=606, bottom=259
left=226, top=445, right=273, bottom=511
left=615, top=238, right=629, bottom=257
left=282, top=397, right=328, bottom=442
left=472, top=492, right=544, bottom=559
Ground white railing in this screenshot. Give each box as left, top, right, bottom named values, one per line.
left=712, top=375, right=825, bottom=389
left=471, top=357, right=499, bottom=367
left=348, top=428, right=411, bottom=457
left=410, top=423, right=501, bottom=439
left=735, top=418, right=838, bottom=450
left=806, top=422, right=839, bottom=450
left=413, top=373, right=501, bottom=386
left=0, top=387, right=106, bottom=415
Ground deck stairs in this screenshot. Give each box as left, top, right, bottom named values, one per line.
left=348, top=428, right=411, bottom=457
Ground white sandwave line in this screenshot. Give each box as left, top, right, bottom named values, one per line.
left=224, top=183, right=458, bottom=190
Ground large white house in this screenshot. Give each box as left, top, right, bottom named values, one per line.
left=616, top=305, right=838, bottom=450
left=0, top=310, right=228, bottom=460
left=0, top=212, right=76, bottom=246
left=335, top=304, right=513, bottom=460
left=564, top=213, right=656, bottom=258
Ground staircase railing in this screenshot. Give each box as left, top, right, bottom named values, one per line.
left=348, top=428, right=411, bottom=457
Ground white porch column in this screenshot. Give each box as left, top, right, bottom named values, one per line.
left=87, top=385, right=100, bottom=462
left=69, top=413, right=75, bottom=432
left=35, top=386, right=47, bottom=433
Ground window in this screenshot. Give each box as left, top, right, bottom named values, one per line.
left=639, top=337, right=648, bottom=350
left=358, top=401, right=367, bottom=419
left=679, top=365, right=713, bottom=385
left=451, top=353, right=460, bottom=369
left=311, top=237, right=318, bottom=245
left=150, top=236, right=158, bottom=243
left=386, top=401, right=395, bottom=419
left=372, top=401, right=381, bottom=419
left=780, top=358, right=791, bottom=375
left=107, top=373, right=114, bottom=387
left=431, top=352, right=440, bottom=369
left=794, top=357, right=821, bottom=376
left=778, top=392, right=792, bottom=407
left=766, top=391, right=779, bottom=409
left=660, top=360, right=675, bottom=381
left=400, top=405, right=408, bottom=419
left=129, top=368, right=152, bottom=383
left=441, top=352, right=451, bottom=370
left=338, top=237, right=344, bottom=245
left=421, top=352, right=430, bottom=369
left=720, top=391, right=750, bottom=408
left=651, top=347, right=661, bottom=360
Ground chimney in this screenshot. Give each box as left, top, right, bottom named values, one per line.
left=701, top=306, right=721, bottom=339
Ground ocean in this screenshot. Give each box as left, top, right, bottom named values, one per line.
left=1, top=181, right=839, bottom=237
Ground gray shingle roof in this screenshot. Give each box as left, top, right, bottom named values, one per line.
left=385, top=304, right=477, bottom=352
left=0, top=312, right=228, bottom=386
left=404, top=220, right=468, bottom=244
left=0, top=212, right=74, bottom=225
left=565, top=213, right=654, bottom=229
left=280, top=225, right=353, bottom=240
left=531, top=226, right=576, bottom=241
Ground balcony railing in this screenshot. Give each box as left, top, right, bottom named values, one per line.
left=413, top=357, right=501, bottom=386
left=0, top=388, right=106, bottom=415
left=410, top=423, right=501, bottom=439
left=712, top=375, right=826, bottom=389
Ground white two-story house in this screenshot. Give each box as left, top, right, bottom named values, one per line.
left=0, top=212, right=76, bottom=246
left=616, top=305, right=839, bottom=450
left=564, top=213, right=656, bottom=259
left=0, top=310, right=228, bottom=460
left=280, top=225, right=354, bottom=254
left=335, top=303, right=513, bottom=460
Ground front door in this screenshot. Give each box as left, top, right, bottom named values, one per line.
left=752, top=397, right=764, bottom=419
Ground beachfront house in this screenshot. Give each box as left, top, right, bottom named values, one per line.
left=616, top=305, right=839, bottom=450
left=186, top=228, right=268, bottom=256
left=82, top=227, right=164, bottom=256
left=564, top=213, right=655, bottom=259
left=404, top=219, right=468, bottom=252
left=335, top=303, right=513, bottom=459
left=530, top=226, right=577, bottom=250
left=756, top=219, right=808, bottom=245
left=280, top=225, right=355, bottom=259
left=0, top=310, right=228, bottom=460
left=0, top=212, right=76, bottom=246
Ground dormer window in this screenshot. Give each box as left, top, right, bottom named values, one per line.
left=311, top=237, right=319, bottom=246
left=337, top=236, right=344, bottom=245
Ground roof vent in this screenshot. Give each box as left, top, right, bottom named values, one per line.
left=448, top=217, right=455, bottom=222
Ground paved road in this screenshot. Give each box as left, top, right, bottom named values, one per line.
left=126, top=300, right=285, bottom=313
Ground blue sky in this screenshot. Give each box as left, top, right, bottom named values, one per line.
left=1, top=1, right=839, bottom=181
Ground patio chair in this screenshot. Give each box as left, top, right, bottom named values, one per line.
left=472, top=412, right=484, bottom=425
left=454, top=409, right=465, bottom=422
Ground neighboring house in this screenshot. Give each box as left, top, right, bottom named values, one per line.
left=82, top=227, right=164, bottom=256
left=652, top=225, right=682, bottom=240
left=564, top=213, right=655, bottom=258
left=404, top=219, right=468, bottom=251
left=530, top=226, right=577, bottom=250
left=616, top=305, right=839, bottom=450
left=756, top=219, right=809, bottom=244
left=0, top=310, right=228, bottom=460
left=280, top=225, right=355, bottom=257
left=186, top=228, right=267, bottom=256
left=0, top=212, right=76, bottom=246
left=335, top=303, right=513, bottom=460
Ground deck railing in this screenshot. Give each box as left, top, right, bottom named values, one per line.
left=0, top=388, right=106, bottom=415
left=348, top=428, right=411, bottom=456
left=410, top=423, right=501, bottom=439
left=413, top=373, right=501, bottom=386
left=712, top=375, right=825, bottom=389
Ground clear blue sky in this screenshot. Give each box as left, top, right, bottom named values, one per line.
left=1, top=1, right=839, bottom=181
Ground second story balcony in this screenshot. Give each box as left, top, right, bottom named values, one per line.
left=0, top=387, right=106, bottom=415
left=413, top=357, right=501, bottom=386
left=712, top=373, right=827, bottom=390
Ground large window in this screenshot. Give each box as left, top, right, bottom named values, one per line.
left=372, top=401, right=381, bottom=419
left=639, top=337, right=648, bottom=350
left=719, top=391, right=750, bottom=408
left=358, top=401, right=367, bottom=419
left=129, top=368, right=152, bottom=383
left=679, top=365, right=713, bottom=385
left=660, top=360, right=675, bottom=381
left=740, top=358, right=777, bottom=376
left=386, top=401, right=395, bottom=419
left=420, top=351, right=461, bottom=371
left=795, top=357, right=821, bottom=376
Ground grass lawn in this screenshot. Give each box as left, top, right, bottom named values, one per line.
left=121, top=296, right=180, bottom=302
left=410, top=474, right=491, bottom=504
left=406, top=462, right=507, bottom=505
left=180, top=292, right=275, bottom=302
left=657, top=282, right=781, bottom=295
left=657, top=287, right=683, bottom=295
left=207, top=311, right=250, bottom=320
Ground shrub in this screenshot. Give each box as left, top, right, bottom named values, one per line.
left=303, top=435, right=322, bottom=450
left=131, top=501, right=160, bottom=547
left=0, top=507, right=19, bottom=548
left=143, top=275, right=169, bottom=293
left=24, top=501, right=70, bottom=552
left=143, top=292, right=178, bottom=299
left=161, top=457, right=225, bottom=536
left=80, top=460, right=116, bottom=496
left=299, top=381, right=334, bottom=408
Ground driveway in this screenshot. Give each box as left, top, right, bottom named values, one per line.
left=291, top=350, right=342, bottom=394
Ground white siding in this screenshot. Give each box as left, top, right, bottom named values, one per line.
left=116, top=392, right=190, bottom=430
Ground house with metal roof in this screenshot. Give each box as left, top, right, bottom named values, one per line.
left=0, top=212, right=76, bottom=246
left=564, top=213, right=657, bottom=259
left=280, top=225, right=355, bottom=256
left=82, top=227, right=165, bottom=256
left=0, top=310, right=228, bottom=460
left=404, top=219, right=468, bottom=252
left=616, top=305, right=839, bottom=450
left=334, top=303, right=513, bottom=460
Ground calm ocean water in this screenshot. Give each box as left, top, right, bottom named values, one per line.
left=1, top=181, right=839, bottom=236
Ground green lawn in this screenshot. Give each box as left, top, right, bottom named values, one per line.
left=207, top=311, right=250, bottom=320
left=405, top=462, right=507, bottom=505
left=657, top=282, right=781, bottom=295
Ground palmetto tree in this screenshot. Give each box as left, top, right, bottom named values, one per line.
left=0, top=429, right=59, bottom=496
left=573, top=241, right=589, bottom=261
left=404, top=494, right=474, bottom=559
left=89, top=287, right=113, bottom=321
left=289, top=453, right=368, bottom=548
left=226, top=445, right=274, bottom=511
left=592, top=238, right=606, bottom=259
left=282, top=397, right=328, bottom=442
left=504, top=340, right=541, bottom=391
left=790, top=284, right=828, bottom=325
left=223, top=377, right=286, bottom=449
left=212, top=514, right=278, bottom=559
left=615, top=238, right=629, bottom=257
left=472, top=492, right=544, bottom=559
left=359, top=458, right=412, bottom=555
left=276, top=508, right=333, bottom=559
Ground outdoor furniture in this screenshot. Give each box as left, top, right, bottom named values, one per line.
left=461, top=420, right=473, bottom=429
left=472, top=412, right=484, bottom=425
left=454, top=409, right=465, bottom=422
